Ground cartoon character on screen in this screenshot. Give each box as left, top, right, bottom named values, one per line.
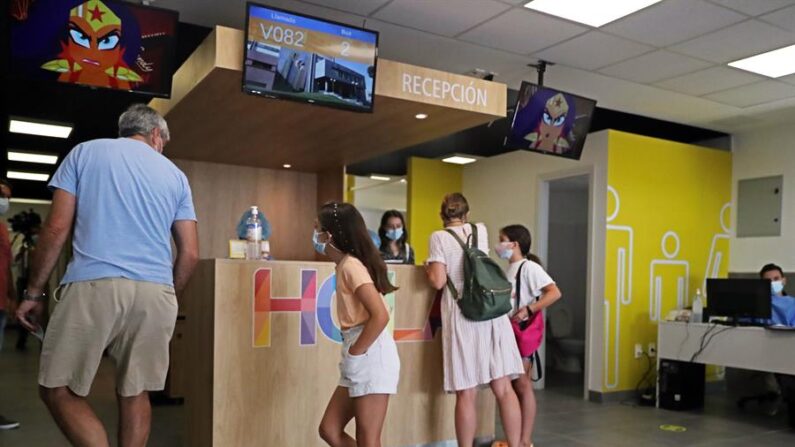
left=512, top=88, right=576, bottom=154
left=40, top=0, right=142, bottom=89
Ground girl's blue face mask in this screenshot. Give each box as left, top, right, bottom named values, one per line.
left=385, top=228, right=404, bottom=241
left=312, top=230, right=327, bottom=255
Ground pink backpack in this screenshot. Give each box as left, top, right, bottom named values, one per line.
left=511, top=262, right=544, bottom=379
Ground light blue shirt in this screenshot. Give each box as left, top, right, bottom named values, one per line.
left=771, top=294, right=795, bottom=326
left=50, top=138, right=196, bottom=286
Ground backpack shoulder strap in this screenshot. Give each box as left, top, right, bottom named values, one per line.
left=515, top=260, right=526, bottom=303
left=470, top=223, right=479, bottom=248
left=445, top=228, right=468, bottom=250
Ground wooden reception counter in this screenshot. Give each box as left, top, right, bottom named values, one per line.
left=181, top=259, right=495, bottom=447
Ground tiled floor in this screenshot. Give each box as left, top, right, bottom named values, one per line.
left=1, top=331, right=793, bottom=446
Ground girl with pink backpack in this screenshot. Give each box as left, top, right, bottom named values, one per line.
left=495, top=225, right=562, bottom=447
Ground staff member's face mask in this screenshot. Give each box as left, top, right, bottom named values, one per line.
left=772, top=280, right=785, bottom=295
left=385, top=227, right=403, bottom=241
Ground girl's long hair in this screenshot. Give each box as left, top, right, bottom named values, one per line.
left=319, top=202, right=397, bottom=294
left=500, top=224, right=543, bottom=267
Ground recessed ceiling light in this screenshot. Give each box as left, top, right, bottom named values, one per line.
left=283, top=164, right=292, bottom=169
left=9, top=119, right=72, bottom=139
left=442, top=156, right=478, bottom=165
left=7, top=171, right=50, bottom=182
left=400, top=179, right=407, bottom=183
left=524, top=0, right=662, bottom=27
left=8, top=151, right=59, bottom=165
left=728, top=44, right=795, bottom=78
left=370, top=175, right=391, bottom=181
left=415, top=113, right=428, bottom=120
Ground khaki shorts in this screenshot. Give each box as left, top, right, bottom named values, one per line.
left=39, top=278, right=178, bottom=397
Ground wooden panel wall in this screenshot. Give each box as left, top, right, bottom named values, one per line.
left=173, top=159, right=318, bottom=261
left=194, top=260, right=495, bottom=447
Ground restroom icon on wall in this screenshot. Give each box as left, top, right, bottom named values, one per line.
left=649, top=231, right=690, bottom=322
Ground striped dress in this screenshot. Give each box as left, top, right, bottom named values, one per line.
left=428, top=223, right=524, bottom=392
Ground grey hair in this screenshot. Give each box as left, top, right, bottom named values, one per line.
left=118, top=104, right=170, bottom=141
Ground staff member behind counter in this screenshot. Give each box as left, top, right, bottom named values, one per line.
left=378, top=210, right=414, bottom=265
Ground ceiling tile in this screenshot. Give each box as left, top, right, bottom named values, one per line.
left=458, top=8, right=588, bottom=55
left=780, top=73, right=795, bottom=85
left=707, top=0, right=795, bottom=16
left=670, top=20, right=795, bottom=63
left=655, top=66, right=763, bottom=95
left=300, top=0, right=392, bottom=15
left=760, top=4, right=795, bottom=31
left=533, top=31, right=653, bottom=71
left=704, top=80, right=795, bottom=107
left=603, top=0, right=746, bottom=46
left=599, top=50, right=712, bottom=84
left=373, top=0, right=510, bottom=37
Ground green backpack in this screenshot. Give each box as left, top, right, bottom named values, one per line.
left=445, top=224, right=513, bottom=321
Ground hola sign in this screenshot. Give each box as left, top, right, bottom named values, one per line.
left=253, top=268, right=438, bottom=348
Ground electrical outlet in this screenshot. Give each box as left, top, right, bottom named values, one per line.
left=648, top=343, right=657, bottom=358
left=634, top=343, right=643, bottom=359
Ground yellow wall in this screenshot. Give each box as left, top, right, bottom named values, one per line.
left=603, top=131, right=732, bottom=392
left=407, top=157, right=463, bottom=263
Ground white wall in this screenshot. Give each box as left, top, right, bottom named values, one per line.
left=352, top=176, right=407, bottom=231
left=731, top=124, right=795, bottom=273
left=462, top=130, right=608, bottom=394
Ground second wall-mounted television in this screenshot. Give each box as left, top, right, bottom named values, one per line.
left=10, top=0, right=179, bottom=97
left=243, top=2, right=379, bottom=113
left=506, top=82, right=597, bottom=160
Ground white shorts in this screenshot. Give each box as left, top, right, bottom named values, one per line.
left=339, top=325, right=400, bottom=398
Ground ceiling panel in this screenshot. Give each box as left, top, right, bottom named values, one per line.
left=706, top=0, right=795, bottom=16
left=655, top=66, right=763, bottom=96
left=533, top=32, right=654, bottom=71
left=599, top=50, right=712, bottom=84
left=781, top=74, right=795, bottom=85
left=301, top=0, right=393, bottom=16
left=603, top=0, right=746, bottom=46
left=367, top=20, right=528, bottom=77
left=760, top=4, right=795, bottom=31
left=373, top=0, right=510, bottom=37
left=670, top=20, right=795, bottom=63
left=704, top=80, right=795, bottom=107
left=458, top=9, right=587, bottom=55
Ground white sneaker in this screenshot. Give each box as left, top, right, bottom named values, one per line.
left=0, top=415, right=20, bottom=430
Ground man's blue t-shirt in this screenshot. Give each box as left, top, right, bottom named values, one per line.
left=771, top=294, right=795, bottom=326
left=50, top=138, right=196, bottom=286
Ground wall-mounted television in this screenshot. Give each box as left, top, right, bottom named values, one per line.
left=243, top=2, right=379, bottom=113
left=506, top=82, right=597, bottom=160
left=9, top=0, right=179, bottom=98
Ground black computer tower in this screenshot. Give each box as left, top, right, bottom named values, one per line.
left=659, top=360, right=705, bottom=411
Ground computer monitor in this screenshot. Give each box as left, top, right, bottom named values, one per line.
left=706, top=278, right=772, bottom=321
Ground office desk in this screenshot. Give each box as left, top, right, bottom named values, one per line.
left=657, top=321, right=795, bottom=375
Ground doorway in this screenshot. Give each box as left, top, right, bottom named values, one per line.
left=538, top=174, right=591, bottom=397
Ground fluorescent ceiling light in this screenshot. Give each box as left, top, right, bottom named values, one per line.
left=9, top=119, right=72, bottom=139
left=442, top=156, right=478, bottom=165
left=524, top=0, right=662, bottom=27
left=8, top=151, right=59, bottom=165
left=728, top=44, right=795, bottom=78
left=10, top=198, right=52, bottom=205
left=370, top=175, right=391, bottom=181
left=7, top=171, right=50, bottom=182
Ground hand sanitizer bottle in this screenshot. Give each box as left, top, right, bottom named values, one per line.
left=691, top=289, right=704, bottom=323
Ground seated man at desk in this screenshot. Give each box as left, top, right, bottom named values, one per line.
left=759, top=263, right=795, bottom=326
left=728, top=263, right=795, bottom=417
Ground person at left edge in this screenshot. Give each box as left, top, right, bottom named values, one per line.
left=0, top=179, right=20, bottom=431
left=316, top=202, right=400, bottom=447
left=16, top=104, right=199, bottom=447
